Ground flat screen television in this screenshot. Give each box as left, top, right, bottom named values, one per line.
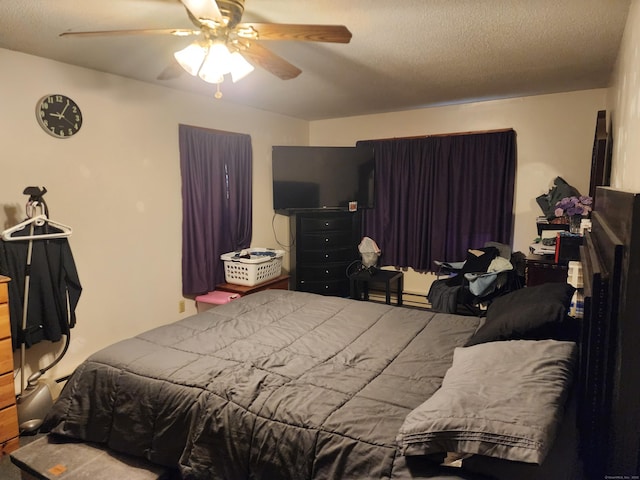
left=272, top=145, right=375, bottom=213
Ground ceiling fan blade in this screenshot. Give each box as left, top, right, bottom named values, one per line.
left=240, top=42, right=301, bottom=80
left=59, top=28, right=199, bottom=38
left=180, top=0, right=224, bottom=24
left=157, top=59, right=185, bottom=80
left=237, top=23, right=352, bottom=43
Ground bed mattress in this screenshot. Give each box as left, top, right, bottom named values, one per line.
left=43, top=290, right=483, bottom=479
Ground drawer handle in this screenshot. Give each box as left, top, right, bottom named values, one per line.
left=325, top=238, right=329, bottom=242
left=325, top=222, right=329, bottom=226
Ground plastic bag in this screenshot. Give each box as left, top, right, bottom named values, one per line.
left=358, top=237, right=381, bottom=268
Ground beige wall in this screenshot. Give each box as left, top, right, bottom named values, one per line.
left=309, top=90, right=606, bottom=293
left=608, top=0, right=640, bottom=191
left=1, top=39, right=627, bottom=388
left=0, top=48, right=308, bottom=387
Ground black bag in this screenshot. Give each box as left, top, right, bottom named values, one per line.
left=535, top=177, right=581, bottom=220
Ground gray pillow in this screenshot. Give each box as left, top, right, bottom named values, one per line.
left=396, top=340, right=576, bottom=465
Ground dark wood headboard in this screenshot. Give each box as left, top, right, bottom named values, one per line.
left=578, top=186, right=640, bottom=478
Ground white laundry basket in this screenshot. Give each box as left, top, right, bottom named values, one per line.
left=220, top=248, right=284, bottom=286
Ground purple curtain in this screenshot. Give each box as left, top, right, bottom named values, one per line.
left=359, top=130, right=516, bottom=271
left=179, top=125, right=252, bottom=295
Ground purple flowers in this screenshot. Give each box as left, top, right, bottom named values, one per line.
left=555, top=195, right=593, bottom=217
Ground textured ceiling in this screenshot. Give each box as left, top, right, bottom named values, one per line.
left=0, top=0, right=631, bottom=120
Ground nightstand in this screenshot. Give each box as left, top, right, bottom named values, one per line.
left=525, top=255, right=568, bottom=287
left=349, top=269, right=404, bottom=306
left=215, top=274, right=290, bottom=296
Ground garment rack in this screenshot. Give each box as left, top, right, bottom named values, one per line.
left=0, top=187, right=76, bottom=432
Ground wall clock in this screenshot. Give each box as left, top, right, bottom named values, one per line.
left=36, top=94, right=83, bottom=139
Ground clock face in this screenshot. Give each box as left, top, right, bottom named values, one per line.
left=36, top=94, right=83, bottom=138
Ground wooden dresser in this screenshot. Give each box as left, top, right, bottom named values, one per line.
left=0, top=276, right=19, bottom=456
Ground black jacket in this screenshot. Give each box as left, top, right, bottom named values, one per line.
left=0, top=226, right=81, bottom=349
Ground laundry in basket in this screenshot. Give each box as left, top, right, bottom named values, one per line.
left=220, top=247, right=285, bottom=286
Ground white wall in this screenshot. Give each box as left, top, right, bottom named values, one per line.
left=309, top=90, right=606, bottom=294
left=608, top=0, right=640, bottom=191
left=0, top=48, right=308, bottom=388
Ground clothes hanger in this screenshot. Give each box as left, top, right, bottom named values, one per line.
left=1, top=214, right=72, bottom=241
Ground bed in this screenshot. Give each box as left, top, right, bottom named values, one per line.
left=41, top=281, right=583, bottom=480
left=39, top=188, right=638, bottom=480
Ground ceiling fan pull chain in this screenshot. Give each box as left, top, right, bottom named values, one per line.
left=214, top=82, right=223, bottom=99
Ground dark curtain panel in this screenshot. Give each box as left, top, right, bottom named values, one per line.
left=179, top=125, right=253, bottom=295
left=359, top=130, right=516, bottom=271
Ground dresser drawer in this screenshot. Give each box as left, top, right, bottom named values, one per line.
left=0, top=284, right=7, bottom=304
left=300, top=215, right=354, bottom=232
left=0, top=404, right=19, bottom=453
left=297, top=278, right=349, bottom=296
left=297, top=247, right=354, bottom=264
left=297, top=264, right=350, bottom=282
left=0, top=339, right=13, bottom=375
left=0, top=435, right=19, bottom=456
left=0, top=373, right=13, bottom=410
left=0, top=305, right=10, bottom=340
left=299, top=231, right=353, bottom=250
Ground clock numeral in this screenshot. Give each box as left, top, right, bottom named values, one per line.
left=55, top=95, right=63, bottom=103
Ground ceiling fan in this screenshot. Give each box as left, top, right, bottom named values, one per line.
left=60, top=0, right=352, bottom=96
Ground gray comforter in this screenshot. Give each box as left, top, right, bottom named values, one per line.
left=43, top=290, right=482, bottom=479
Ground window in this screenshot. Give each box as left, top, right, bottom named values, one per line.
left=359, top=130, right=516, bottom=270
left=179, top=124, right=253, bottom=295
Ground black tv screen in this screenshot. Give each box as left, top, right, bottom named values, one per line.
left=272, top=145, right=375, bottom=212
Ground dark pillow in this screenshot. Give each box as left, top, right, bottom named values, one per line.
left=465, top=282, right=575, bottom=346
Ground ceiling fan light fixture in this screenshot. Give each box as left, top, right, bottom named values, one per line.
left=174, top=42, right=207, bottom=76
left=198, top=41, right=232, bottom=83
left=229, top=52, right=254, bottom=82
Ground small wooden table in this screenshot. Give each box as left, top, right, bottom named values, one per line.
left=349, top=269, right=404, bottom=306
left=216, top=274, right=290, bottom=296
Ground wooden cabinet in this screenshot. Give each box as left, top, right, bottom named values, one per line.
left=216, top=274, right=290, bottom=296
left=290, top=211, right=360, bottom=296
left=525, top=254, right=568, bottom=287
left=0, top=276, right=19, bottom=456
